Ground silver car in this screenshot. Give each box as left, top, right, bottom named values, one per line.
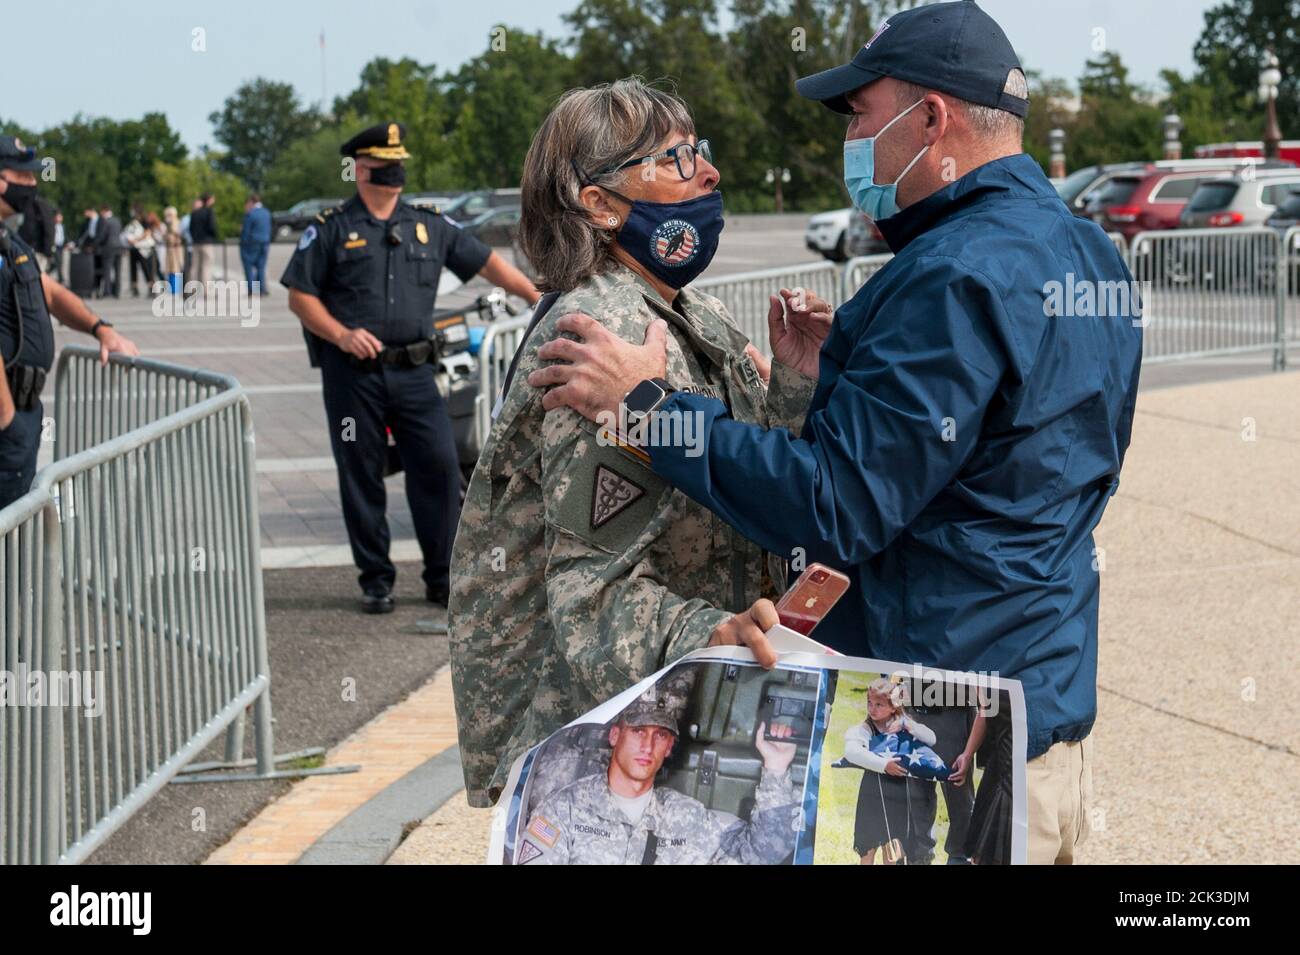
left=1180, top=169, right=1300, bottom=229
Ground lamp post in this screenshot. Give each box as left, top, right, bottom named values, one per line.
left=766, top=167, right=791, bottom=214
left=1049, top=128, right=1066, bottom=179
left=1163, top=113, right=1182, bottom=160
left=1259, top=49, right=1283, bottom=161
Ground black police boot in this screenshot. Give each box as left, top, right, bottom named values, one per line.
left=425, top=584, right=449, bottom=607
left=361, top=590, right=395, bottom=615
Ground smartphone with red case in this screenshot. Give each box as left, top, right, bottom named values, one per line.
left=773, top=564, right=850, bottom=635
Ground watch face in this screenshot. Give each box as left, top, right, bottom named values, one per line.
left=623, top=378, right=666, bottom=416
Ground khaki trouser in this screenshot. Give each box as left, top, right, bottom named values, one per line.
left=192, top=243, right=214, bottom=286
left=1026, top=734, right=1093, bottom=864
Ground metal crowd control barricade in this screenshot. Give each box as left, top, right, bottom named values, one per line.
left=1128, top=227, right=1285, bottom=368
left=1282, top=226, right=1300, bottom=354
left=841, top=254, right=895, bottom=301
left=0, top=493, right=62, bottom=865
left=1, top=347, right=352, bottom=865
left=1106, top=231, right=1128, bottom=259
left=473, top=315, right=533, bottom=451
left=695, top=260, right=842, bottom=350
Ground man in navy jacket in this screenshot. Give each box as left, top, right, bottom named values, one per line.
left=528, top=1, right=1142, bottom=863
left=240, top=193, right=272, bottom=295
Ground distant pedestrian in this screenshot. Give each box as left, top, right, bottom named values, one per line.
left=123, top=207, right=158, bottom=296
left=50, top=210, right=66, bottom=281
left=76, top=206, right=101, bottom=295
left=16, top=191, right=55, bottom=271
left=94, top=204, right=122, bottom=298
left=240, top=193, right=272, bottom=295
left=189, top=192, right=218, bottom=289
left=162, top=205, right=184, bottom=289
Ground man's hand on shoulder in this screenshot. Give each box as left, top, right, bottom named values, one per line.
left=527, top=312, right=668, bottom=421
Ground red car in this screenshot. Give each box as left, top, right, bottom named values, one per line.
left=1087, top=163, right=1280, bottom=241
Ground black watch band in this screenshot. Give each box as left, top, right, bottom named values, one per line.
left=622, top=377, right=676, bottom=432
left=90, top=318, right=113, bottom=335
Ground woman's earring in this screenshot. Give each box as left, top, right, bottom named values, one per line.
left=607, top=216, right=619, bottom=227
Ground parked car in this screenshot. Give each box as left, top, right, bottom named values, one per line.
left=1088, top=167, right=1249, bottom=241
left=1261, top=191, right=1300, bottom=291
left=440, top=188, right=522, bottom=223
left=272, top=197, right=345, bottom=239
left=845, top=210, right=890, bottom=258
left=1179, top=169, right=1300, bottom=229
left=1056, top=157, right=1295, bottom=220
left=805, top=208, right=851, bottom=261
left=405, top=191, right=463, bottom=211
left=464, top=205, right=522, bottom=247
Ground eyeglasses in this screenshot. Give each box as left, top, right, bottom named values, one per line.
left=595, top=139, right=713, bottom=182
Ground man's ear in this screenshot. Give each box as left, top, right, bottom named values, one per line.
left=608, top=724, right=621, bottom=748
left=922, top=92, right=949, bottom=146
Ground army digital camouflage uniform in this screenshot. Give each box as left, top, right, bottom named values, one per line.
left=449, top=261, right=817, bottom=806
left=518, top=767, right=800, bottom=865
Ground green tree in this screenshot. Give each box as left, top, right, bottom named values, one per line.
left=152, top=156, right=249, bottom=238
left=209, top=79, right=321, bottom=190
left=27, top=116, right=123, bottom=223
left=261, top=119, right=361, bottom=211
left=726, top=0, right=898, bottom=212
left=1066, top=52, right=1164, bottom=168
left=1159, top=69, right=1235, bottom=154
left=333, top=58, right=453, bottom=191
left=99, top=113, right=187, bottom=210
left=446, top=31, right=572, bottom=189
left=1193, top=0, right=1300, bottom=141
left=1021, top=70, right=1077, bottom=172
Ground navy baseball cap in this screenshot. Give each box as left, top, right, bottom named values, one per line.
left=796, top=0, right=1028, bottom=118
left=0, top=134, right=42, bottom=172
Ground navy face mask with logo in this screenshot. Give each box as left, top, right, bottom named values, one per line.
left=612, top=190, right=724, bottom=290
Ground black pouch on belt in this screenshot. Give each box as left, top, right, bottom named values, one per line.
left=6, top=365, right=45, bottom=411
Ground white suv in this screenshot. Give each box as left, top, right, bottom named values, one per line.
left=805, top=208, right=851, bottom=261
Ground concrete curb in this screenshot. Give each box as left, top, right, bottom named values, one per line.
left=295, top=746, right=463, bottom=865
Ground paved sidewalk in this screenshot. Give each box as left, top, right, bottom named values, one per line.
left=205, top=665, right=459, bottom=864
left=1082, top=368, right=1300, bottom=863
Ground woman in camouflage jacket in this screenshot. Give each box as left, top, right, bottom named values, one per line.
left=448, top=78, right=832, bottom=807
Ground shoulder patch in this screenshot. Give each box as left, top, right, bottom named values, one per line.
left=298, top=224, right=318, bottom=250
left=516, top=840, right=544, bottom=864
left=591, top=464, right=645, bottom=529
left=527, top=814, right=560, bottom=848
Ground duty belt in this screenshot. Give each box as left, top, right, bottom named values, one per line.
left=349, top=337, right=439, bottom=370
left=5, top=364, right=47, bottom=412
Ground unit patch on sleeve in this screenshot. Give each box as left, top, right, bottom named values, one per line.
left=590, top=465, right=645, bottom=529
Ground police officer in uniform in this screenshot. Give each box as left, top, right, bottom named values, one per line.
left=281, top=122, right=538, bottom=613
left=0, top=134, right=139, bottom=509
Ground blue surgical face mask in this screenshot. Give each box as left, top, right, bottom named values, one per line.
left=843, top=98, right=929, bottom=221
left=612, top=190, right=724, bottom=290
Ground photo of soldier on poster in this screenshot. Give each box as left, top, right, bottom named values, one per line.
left=505, top=661, right=820, bottom=864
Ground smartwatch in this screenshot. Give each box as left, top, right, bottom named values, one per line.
left=621, top=377, right=676, bottom=434
left=90, top=318, right=114, bottom=336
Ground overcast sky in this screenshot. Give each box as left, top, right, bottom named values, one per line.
left=11, top=0, right=1223, bottom=151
